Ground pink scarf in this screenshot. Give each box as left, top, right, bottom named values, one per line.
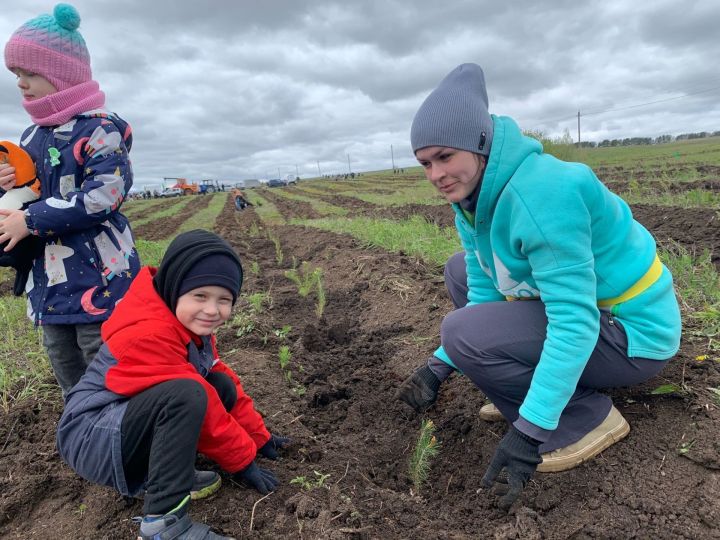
left=23, top=80, right=106, bottom=127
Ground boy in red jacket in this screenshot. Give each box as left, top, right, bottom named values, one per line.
left=57, top=229, right=289, bottom=540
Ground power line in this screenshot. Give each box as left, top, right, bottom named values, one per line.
left=531, top=82, right=720, bottom=128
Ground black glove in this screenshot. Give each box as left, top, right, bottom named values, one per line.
left=234, top=461, right=279, bottom=495
left=259, top=434, right=290, bottom=460
left=481, top=426, right=542, bottom=511
left=396, top=365, right=440, bottom=412
left=0, top=235, right=43, bottom=296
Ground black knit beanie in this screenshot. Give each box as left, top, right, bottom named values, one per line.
left=153, top=229, right=243, bottom=313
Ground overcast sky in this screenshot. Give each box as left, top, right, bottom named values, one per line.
left=1, top=1, right=719, bottom=190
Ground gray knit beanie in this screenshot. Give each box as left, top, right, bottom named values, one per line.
left=411, top=63, right=493, bottom=157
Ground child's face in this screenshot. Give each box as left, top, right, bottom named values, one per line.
left=13, top=68, right=57, bottom=101
left=175, top=285, right=234, bottom=336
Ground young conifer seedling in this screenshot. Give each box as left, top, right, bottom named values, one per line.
left=408, top=419, right=441, bottom=494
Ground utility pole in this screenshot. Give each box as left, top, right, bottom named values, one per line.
left=316, top=160, right=321, bottom=176
left=347, top=154, right=351, bottom=174
left=391, top=144, right=395, bottom=170
left=295, top=164, right=299, bottom=179
left=577, top=110, right=581, bottom=146
left=278, top=167, right=281, bottom=180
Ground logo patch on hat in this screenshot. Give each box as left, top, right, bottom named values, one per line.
left=478, top=132, right=486, bottom=151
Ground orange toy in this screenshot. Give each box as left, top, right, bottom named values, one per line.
left=0, top=141, right=41, bottom=208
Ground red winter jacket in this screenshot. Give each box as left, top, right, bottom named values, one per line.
left=57, top=266, right=269, bottom=496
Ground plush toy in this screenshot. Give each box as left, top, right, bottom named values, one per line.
left=0, top=140, right=41, bottom=210
left=0, top=141, right=43, bottom=296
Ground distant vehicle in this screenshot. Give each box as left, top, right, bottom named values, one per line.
left=163, top=177, right=199, bottom=195
left=160, top=187, right=183, bottom=197
left=267, top=178, right=285, bottom=188
left=200, top=179, right=223, bottom=194
left=282, top=174, right=298, bottom=185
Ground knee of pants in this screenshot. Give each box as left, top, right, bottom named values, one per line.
left=444, top=252, right=469, bottom=308
left=166, top=379, right=208, bottom=417
left=440, top=308, right=494, bottom=375
left=205, top=372, right=237, bottom=412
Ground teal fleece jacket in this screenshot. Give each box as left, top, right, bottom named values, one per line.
left=434, top=116, right=681, bottom=431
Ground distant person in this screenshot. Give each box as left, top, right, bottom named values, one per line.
left=396, top=63, right=681, bottom=510
left=231, top=187, right=251, bottom=210
left=0, top=3, right=140, bottom=397
left=57, top=230, right=289, bottom=540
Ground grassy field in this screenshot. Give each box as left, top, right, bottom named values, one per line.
left=1, top=136, right=718, bottom=408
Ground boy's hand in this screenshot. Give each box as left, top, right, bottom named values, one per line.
left=259, top=434, right=290, bottom=460
left=0, top=209, right=31, bottom=251
left=233, top=461, right=279, bottom=494
left=0, top=164, right=16, bottom=191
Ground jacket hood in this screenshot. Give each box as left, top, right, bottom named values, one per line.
left=78, top=109, right=133, bottom=153
left=456, top=115, right=542, bottom=226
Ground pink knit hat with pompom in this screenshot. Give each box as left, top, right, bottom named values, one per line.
left=5, top=4, right=91, bottom=91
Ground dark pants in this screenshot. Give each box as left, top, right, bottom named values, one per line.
left=442, top=252, right=668, bottom=452
left=42, top=323, right=102, bottom=397
left=121, top=372, right=237, bottom=514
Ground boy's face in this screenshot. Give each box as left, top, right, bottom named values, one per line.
left=175, top=285, right=233, bottom=336
left=13, top=68, right=57, bottom=101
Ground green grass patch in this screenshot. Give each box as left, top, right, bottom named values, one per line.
left=661, top=244, right=720, bottom=350
left=619, top=189, right=720, bottom=208
left=246, top=191, right=283, bottom=224
left=176, top=192, right=228, bottom=234
left=130, top=196, right=189, bottom=228
left=268, top=189, right=347, bottom=216
left=0, top=292, right=54, bottom=411
left=294, top=214, right=460, bottom=266
left=135, top=238, right=171, bottom=267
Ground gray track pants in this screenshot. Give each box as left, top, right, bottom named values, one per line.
left=42, top=323, right=103, bottom=397
left=441, top=252, right=668, bottom=452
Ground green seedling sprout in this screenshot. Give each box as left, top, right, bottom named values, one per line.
left=315, top=273, right=326, bottom=318
left=278, top=345, right=291, bottom=371
left=274, top=325, right=292, bottom=339
left=268, top=231, right=284, bottom=265
left=249, top=261, right=260, bottom=275
left=408, top=419, right=441, bottom=493
left=290, top=470, right=331, bottom=490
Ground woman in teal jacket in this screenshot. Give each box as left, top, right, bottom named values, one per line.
left=397, top=63, right=681, bottom=510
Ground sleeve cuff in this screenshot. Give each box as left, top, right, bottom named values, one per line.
left=513, top=415, right=554, bottom=443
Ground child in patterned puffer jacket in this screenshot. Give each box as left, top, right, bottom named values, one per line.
left=0, top=4, right=140, bottom=396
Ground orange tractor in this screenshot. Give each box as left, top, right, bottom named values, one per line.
left=163, top=177, right=199, bottom=195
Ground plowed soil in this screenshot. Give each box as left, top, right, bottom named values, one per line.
left=1, top=188, right=719, bottom=539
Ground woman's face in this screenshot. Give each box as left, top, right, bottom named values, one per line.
left=416, top=146, right=485, bottom=203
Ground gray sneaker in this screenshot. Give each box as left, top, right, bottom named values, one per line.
left=136, top=496, right=234, bottom=539
left=191, top=470, right=221, bottom=500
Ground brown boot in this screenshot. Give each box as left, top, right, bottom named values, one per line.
left=537, top=405, right=630, bottom=473
left=478, top=402, right=505, bottom=422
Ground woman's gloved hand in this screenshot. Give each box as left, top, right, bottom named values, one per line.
left=395, top=365, right=441, bottom=412
left=233, top=461, right=279, bottom=494
left=259, top=434, right=290, bottom=460
left=481, top=426, right=542, bottom=511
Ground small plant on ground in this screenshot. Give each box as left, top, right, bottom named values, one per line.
left=274, top=325, right=292, bottom=340
left=268, top=231, right=284, bottom=265
left=245, top=291, right=271, bottom=313
left=277, top=344, right=306, bottom=395
left=249, top=260, right=260, bottom=275
left=408, top=419, right=441, bottom=494
left=315, top=276, right=326, bottom=318
left=284, top=262, right=326, bottom=318
left=290, top=470, right=331, bottom=490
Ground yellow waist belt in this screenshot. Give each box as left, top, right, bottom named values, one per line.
left=598, top=254, right=663, bottom=307
left=505, top=254, right=663, bottom=308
